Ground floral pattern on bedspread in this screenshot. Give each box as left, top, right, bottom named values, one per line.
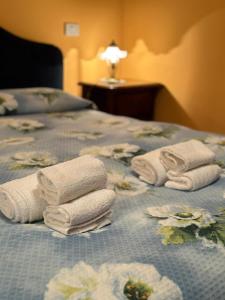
left=0, top=109, right=225, bottom=300
left=0, top=92, right=18, bottom=114
left=44, top=262, right=183, bottom=300
left=146, top=205, right=225, bottom=247
left=10, top=151, right=58, bottom=169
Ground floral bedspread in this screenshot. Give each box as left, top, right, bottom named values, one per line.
left=0, top=109, right=225, bottom=300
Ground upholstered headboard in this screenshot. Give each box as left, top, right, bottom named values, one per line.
left=0, top=27, right=63, bottom=89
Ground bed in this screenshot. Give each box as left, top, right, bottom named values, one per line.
left=0, top=27, right=225, bottom=300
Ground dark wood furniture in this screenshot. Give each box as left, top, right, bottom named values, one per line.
left=79, top=80, right=163, bottom=120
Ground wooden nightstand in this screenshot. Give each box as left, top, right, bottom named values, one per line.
left=78, top=80, right=163, bottom=120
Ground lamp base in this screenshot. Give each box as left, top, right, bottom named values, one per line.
left=100, top=77, right=126, bottom=84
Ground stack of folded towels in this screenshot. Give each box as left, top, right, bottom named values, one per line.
left=131, top=139, right=222, bottom=191
left=0, top=155, right=116, bottom=235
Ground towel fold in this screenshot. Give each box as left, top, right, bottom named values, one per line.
left=45, top=211, right=112, bottom=235
left=160, top=139, right=215, bottom=172
left=131, top=149, right=167, bottom=186
left=0, top=174, right=46, bottom=223
left=165, top=164, right=221, bottom=191
left=43, top=189, right=116, bottom=235
left=37, top=155, right=107, bottom=205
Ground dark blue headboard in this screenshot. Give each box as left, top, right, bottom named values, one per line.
left=0, top=27, right=63, bottom=89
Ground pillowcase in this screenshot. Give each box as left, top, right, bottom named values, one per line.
left=0, top=87, right=93, bottom=115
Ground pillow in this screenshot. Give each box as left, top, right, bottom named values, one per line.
left=0, top=87, right=93, bottom=115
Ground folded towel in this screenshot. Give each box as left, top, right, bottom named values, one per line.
left=43, top=189, right=116, bottom=235
left=45, top=211, right=112, bottom=235
left=131, top=149, right=167, bottom=186
left=0, top=174, right=46, bottom=223
left=165, top=164, right=221, bottom=191
left=37, top=155, right=107, bottom=205
left=160, top=139, right=215, bottom=172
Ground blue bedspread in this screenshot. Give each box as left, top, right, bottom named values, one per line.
left=0, top=108, right=225, bottom=300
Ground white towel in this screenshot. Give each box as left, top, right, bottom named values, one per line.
left=43, top=189, right=116, bottom=235
left=45, top=211, right=112, bottom=235
left=0, top=174, right=46, bottom=223
left=37, top=155, right=107, bottom=205
left=131, top=149, right=167, bottom=186
left=165, top=164, right=221, bottom=191
left=160, top=139, right=215, bottom=172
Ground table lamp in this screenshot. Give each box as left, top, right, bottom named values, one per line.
left=100, top=40, right=127, bottom=83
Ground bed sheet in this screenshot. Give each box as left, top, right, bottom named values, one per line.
left=0, top=109, right=225, bottom=300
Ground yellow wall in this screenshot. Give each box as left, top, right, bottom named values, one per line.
left=121, top=0, right=225, bottom=134
left=0, top=0, right=122, bottom=94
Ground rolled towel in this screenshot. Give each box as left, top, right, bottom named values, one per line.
left=43, top=189, right=116, bottom=235
left=37, top=155, right=107, bottom=205
left=165, top=164, right=221, bottom=191
left=160, top=139, right=215, bottom=172
left=131, top=149, right=167, bottom=186
left=0, top=174, right=46, bottom=223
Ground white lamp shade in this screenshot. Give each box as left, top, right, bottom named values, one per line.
left=100, top=42, right=127, bottom=64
